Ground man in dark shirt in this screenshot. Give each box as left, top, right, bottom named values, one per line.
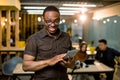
left=22, top=6, right=72, bottom=80
left=94, top=39, right=120, bottom=80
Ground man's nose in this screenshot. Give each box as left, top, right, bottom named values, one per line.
left=51, top=22, right=56, bottom=26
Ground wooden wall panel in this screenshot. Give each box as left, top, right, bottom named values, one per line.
left=19, top=12, right=22, bottom=41
left=6, top=10, right=11, bottom=48
left=15, top=10, right=19, bottom=47
left=35, top=15, right=38, bottom=32
left=23, top=13, right=26, bottom=40
left=0, top=10, right=2, bottom=48
left=26, top=14, right=30, bottom=39
left=31, top=14, right=34, bottom=34
left=19, top=13, right=40, bottom=41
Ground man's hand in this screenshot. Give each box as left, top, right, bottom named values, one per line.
left=48, top=54, right=66, bottom=66
left=59, top=56, right=74, bottom=68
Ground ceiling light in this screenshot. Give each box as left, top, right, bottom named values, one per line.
left=27, top=10, right=75, bottom=15
left=60, top=11, right=78, bottom=15
left=60, top=11, right=78, bottom=13
left=23, top=6, right=46, bottom=9
left=60, top=13, right=75, bottom=15
left=80, top=14, right=87, bottom=22
left=27, top=10, right=43, bottom=14
left=63, top=4, right=97, bottom=7
left=59, top=7, right=85, bottom=10
left=81, top=8, right=88, bottom=14
left=59, top=7, right=88, bottom=13
left=27, top=10, right=43, bottom=13
left=27, top=12, right=42, bottom=14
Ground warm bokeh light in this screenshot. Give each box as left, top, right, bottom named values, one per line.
left=103, top=20, right=106, bottom=24
left=59, top=20, right=62, bottom=24
left=81, top=8, right=88, bottom=14
left=107, top=19, right=110, bottom=22
left=19, top=17, right=21, bottom=20
left=62, top=19, right=66, bottom=23
left=5, top=19, right=7, bottom=22
left=1, top=17, right=7, bottom=27
left=79, top=14, right=87, bottom=22
left=114, top=20, right=117, bottom=23
left=1, top=22, right=5, bottom=27
left=74, top=19, right=77, bottom=23
left=38, top=17, right=41, bottom=22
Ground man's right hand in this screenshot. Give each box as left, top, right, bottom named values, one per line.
left=48, top=54, right=66, bottom=66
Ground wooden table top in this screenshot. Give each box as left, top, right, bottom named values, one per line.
left=67, top=62, right=114, bottom=74
left=13, top=63, right=34, bottom=74
left=13, top=62, right=114, bottom=75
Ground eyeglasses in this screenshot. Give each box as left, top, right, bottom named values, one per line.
left=44, top=18, right=60, bottom=25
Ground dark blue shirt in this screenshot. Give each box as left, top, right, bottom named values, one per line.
left=95, top=47, right=120, bottom=68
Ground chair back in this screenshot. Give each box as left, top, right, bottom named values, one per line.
left=2, top=57, right=23, bottom=75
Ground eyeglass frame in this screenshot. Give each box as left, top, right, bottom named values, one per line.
left=44, top=18, right=60, bottom=25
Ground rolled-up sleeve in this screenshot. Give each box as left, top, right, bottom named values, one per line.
left=24, top=36, right=37, bottom=57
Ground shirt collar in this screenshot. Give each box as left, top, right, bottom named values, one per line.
left=39, top=28, right=48, bottom=38
left=40, top=27, right=62, bottom=39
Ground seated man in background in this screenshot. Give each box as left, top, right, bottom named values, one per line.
left=94, top=39, right=120, bottom=80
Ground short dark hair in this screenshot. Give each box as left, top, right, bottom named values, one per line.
left=43, top=6, right=60, bottom=17
left=99, top=39, right=107, bottom=44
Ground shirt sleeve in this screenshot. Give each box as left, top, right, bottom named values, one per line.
left=24, top=36, right=37, bottom=57
left=68, top=35, right=72, bottom=50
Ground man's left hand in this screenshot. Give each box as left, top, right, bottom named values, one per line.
left=59, top=57, right=74, bottom=68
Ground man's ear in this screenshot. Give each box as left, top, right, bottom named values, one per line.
left=42, top=16, right=44, bottom=23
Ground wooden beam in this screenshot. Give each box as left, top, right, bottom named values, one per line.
left=35, top=15, right=38, bottom=32
left=23, top=13, right=26, bottom=40
left=27, top=14, right=30, bottom=37
left=0, top=10, right=2, bottom=48
left=0, top=0, right=21, bottom=10
left=31, top=14, right=34, bottom=34
left=6, top=10, right=11, bottom=48
left=15, top=10, right=19, bottom=47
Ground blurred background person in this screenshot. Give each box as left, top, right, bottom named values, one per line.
left=94, top=39, right=120, bottom=80
left=71, top=42, right=89, bottom=80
